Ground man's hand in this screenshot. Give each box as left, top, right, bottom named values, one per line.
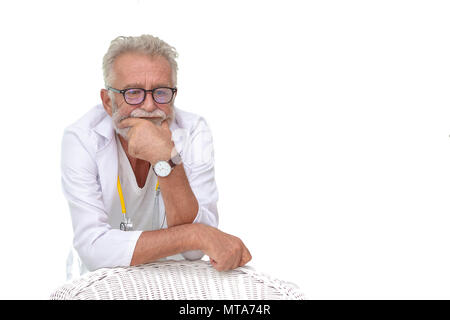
left=197, top=224, right=252, bottom=271
left=118, top=118, right=174, bottom=164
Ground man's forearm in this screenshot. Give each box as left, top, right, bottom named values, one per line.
left=158, top=163, right=199, bottom=227
left=130, top=223, right=203, bottom=266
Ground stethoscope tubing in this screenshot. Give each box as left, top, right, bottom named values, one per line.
left=117, top=175, right=165, bottom=231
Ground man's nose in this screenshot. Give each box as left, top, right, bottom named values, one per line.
left=140, top=92, right=158, bottom=112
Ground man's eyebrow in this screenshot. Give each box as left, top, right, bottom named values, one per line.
left=121, top=83, right=173, bottom=89
left=122, top=83, right=144, bottom=89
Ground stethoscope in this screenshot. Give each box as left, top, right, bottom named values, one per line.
left=117, top=175, right=166, bottom=231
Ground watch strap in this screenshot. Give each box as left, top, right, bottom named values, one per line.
left=170, top=151, right=182, bottom=166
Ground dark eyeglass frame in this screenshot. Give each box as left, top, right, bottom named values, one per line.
left=107, top=86, right=177, bottom=105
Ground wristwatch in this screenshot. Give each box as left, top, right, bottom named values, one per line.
left=153, top=151, right=182, bottom=177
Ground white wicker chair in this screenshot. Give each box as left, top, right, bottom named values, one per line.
left=50, top=260, right=304, bottom=300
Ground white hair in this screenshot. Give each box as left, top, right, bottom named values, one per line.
left=102, top=34, right=179, bottom=88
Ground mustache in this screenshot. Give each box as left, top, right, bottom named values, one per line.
left=116, top=108, right=167, bottom=122
left=130, top=108, right=167, bottom=119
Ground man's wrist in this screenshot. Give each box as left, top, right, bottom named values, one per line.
left=149, top=141, right=176, bottom=165
left=191, top=223, right=207, bottom=251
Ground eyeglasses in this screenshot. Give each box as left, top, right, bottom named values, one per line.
left=107, top=86, right=177, bottom=105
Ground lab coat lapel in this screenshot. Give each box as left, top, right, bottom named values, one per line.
left=93, top=113, right=118, bottom=216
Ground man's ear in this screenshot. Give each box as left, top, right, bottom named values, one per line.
left=100, top=88, right=113, bottom=117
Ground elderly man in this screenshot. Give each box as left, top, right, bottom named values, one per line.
left=61, top=35, right=251, bottom=277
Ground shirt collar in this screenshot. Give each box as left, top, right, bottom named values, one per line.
left=93, top=110, right=115, bottom=142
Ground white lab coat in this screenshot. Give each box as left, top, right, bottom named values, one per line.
left=61, top=104, right=219, bottom=275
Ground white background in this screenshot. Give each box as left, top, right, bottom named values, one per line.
left=0, top=0, right=449, bottom=299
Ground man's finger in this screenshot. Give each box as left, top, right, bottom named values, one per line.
left=232, top=255, right=241, bottom=270
left=161, top=119, right=170, bottom=131
left=239, top=255, right=250, bottom=267
left=239, top=247, right=252, bottom=266
left=117, top=117, right=146, bottom=129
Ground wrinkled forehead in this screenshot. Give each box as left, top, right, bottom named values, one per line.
left=112, top=53, right=174, bottom=88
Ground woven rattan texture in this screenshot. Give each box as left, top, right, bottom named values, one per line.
left=50, top=260, right=304, bottom=300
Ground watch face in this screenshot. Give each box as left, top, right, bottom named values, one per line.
left=155, top=161, right=171, bottom=177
